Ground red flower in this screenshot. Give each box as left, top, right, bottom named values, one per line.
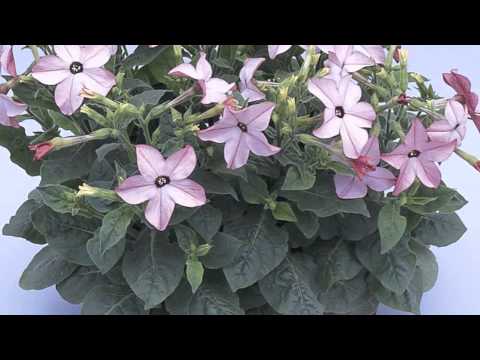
left=28, top=142, right=55, bottom=161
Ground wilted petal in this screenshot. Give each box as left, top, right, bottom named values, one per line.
left=54, top=45, right=81, bottom=63
left=164, top=145, right=197, bottom=180
left=245, top=131, right=280, bottom=157
left=115, top=175, right=157, bottom=204
left=421, top=140, right=456, bottom=163
left=393, top=158, right=417, bottom=195
left=364, top=167, right=396, bottom=191
left=0, top=94, right=27, bottom=116
left=415, top=160, right=441, bottom=189
left=224, top=132, right=250, bottom=169
left=313, top=116, right=342, bottom=138
left=196, top=52, right=212, bottom=80
left=145, top=190, right=176, bottom=231
left=166, top=179, right=206, bottom=207
left=236, top=101, right=275, bottom=131
left=308, top=77, right=342, bottom=108
left=340, top=121, right=368, bottom=159
left=31, top=55, right=70, bottom=85
left=334, top=174, right=368, bottom=199
left=136, top=144, right=166, bottom=179
left=81, top=45, right=112, bottom=68
left=268, top=45, right=292, bottom=59
left=54, top=76, right=84, bottom=115
left=80, top=68, right=116, bottom=95
left=443, top=70, right=472, bottom=97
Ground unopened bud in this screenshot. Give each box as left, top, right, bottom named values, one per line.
left=455, top=148, right=480, bottom=173
left=77, top=183, right=119, bottom=202
left=80, top=89, right=119, bottom=110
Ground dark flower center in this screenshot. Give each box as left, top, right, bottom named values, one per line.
left=335, top=106, right=345, bottom=118
left=237, top=122, right=248, bottom=132
left=155, top=176, right=170, bottom=188
left=408, top=150, right=421, bottom=158
left=69, top=61, right=83, bottom=74
left=454, top=123, right=460, bottom=130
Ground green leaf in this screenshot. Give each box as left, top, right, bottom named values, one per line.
left=138, top=46, right=182, bottom=91
left=47, top=110, right=81, bottom=134
left=56, top=266, right=107, bottom=304
left=169, top=206, right=200, bottom=226
left=325, top=161, right=355, bottom=176
left=238, top=172, right=269, bottom=204
left=281, top=173, right=370, bottom=218
left=238, top=284, right=267, bottom=310
left=338, top=205, right=379, bottom=241
left=2, top=200, right=45, bottom=244
left=223, top=208, right=289, bottom=291
left=355, top=233, right=416, bottom=294
left=130, top=89, right=167, bottom=107
left=186, top=259, right=204, bottom=293
left=31, top=207, right=98, bottom=266
left=191, top=170, right=238, bottom=200
left=0, top=124, right=41, bottom=176
left=81, top=285, right=147, bottom=315
left=410, top=241, right=438, bottom=292
left=122, top=231, right=185, bottom=310
left=165, top=271, right=244, bottom=315
left=19, top=246, right=78, bottom=290
left=293, top=207, right=319, bottom=239
left=259, top=253, right=324, bottom=315
left=187, top=204, right=222, bottom=241
left=37, top=185, right=77, bottom=214
left=98, top=205, right=135, bottom=255
left=12, top=80, right=58, bottom=110
left=378, top=202, right=407, bottom=254
left=281, top=166, right=316, bottom=191
left=413, top=213, right=467, bottom=247
left=174, top=224, right=198, bottom=253
left=201, top=232, right=243, bottom=269
left=87, top=231, right=126, bottom=274
left=405, top=185, right=467, bottom=215
left=271, top=201, right=297, bottom=222
left=122, top=45, right=168, bottom=68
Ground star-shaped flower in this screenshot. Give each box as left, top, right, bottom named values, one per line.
left=198, top=102, right=280, bottom=169
left=32, top=45, right=116, bottom=115
left=115, top=145, right=207, bottom=231
left=308, top=75, right=376, bottom=159
left=0, top=94, right=27, bottom=128
left=334, top=136, right=396, bottom=199
left=427, top=99, right=468, bottom=146
left=239, top=57, right=266, bottom=103
left=0, top=45, right=16, bottom=77
left=168, top=52, right=235, bottom=105
left=382, top=118, right=456, bottom=195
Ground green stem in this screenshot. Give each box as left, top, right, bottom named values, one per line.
left=29, top=45, right=40, bottom=63
left=185, top=103, right=224, bottom=125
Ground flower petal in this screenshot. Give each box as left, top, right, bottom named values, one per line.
left=340, top=121, right=368, bottom=159
left=343, top=50, right=375, bottom=73
left=358, top=45, right=385, bottom=64
left=404, top=118, right=429, bottom=150
left=54, top=45, right=81, bottom=63
left=195, top=52, right=212, bottom=80
left=381, top=143, right=410, bottom=169
left=334, top=174, right=368, bottom=199
left=201, top=78, right=235, bottom=105
left=364, top=167, right=396, bottom=191
left=338, top=75, right=362, bottom=109
left=54, top=76, right=84, bottom=115
left=224, top=132, right=250, bottom=169
left=168, top=63, right=201, bottom=80
left=344, top=103, right=376, bottom=128
left=164, top=145, right=197, bottom=180
left=0, top=45, right=17, bottom=76
left=445, top=99, right=468, bottom=127
left=197, top=114, right=239, bottom=143
left=0, top=94, right=27, bottom=116
left=312, top=115, right=342, bottom=139
left=393, top=158, right=417, bottom=195
left=145, top=190, right=176, bottom=231
left=268, top=45, right=291, bottom=59
left=427, top=119, right=456, bottom=143
left=115, top=175, right=157, bottom=204
left=136, top=144, right=167, bottom=179
left=166, top=179, right=206, bottom=207
left=239, top=57, right=264, bottom=85
left=31, top=55, right=70, bottom=85
left=361, top=136, right=381, bottom=164
left=80, top=45, right=112, bottom=68
left=308, top=77, right=342, bottom=108
left=415, top=160, right=441, bottom=189
left=80, top=68, right=116, bottom=95
left=235, top=101, right=275, bottom=131
left=421, top=140, right=456, bottom=163
left=245, top=131, right=281, bottom=157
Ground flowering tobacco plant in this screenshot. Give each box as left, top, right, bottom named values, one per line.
left=1, top=45, right=477, bottom=315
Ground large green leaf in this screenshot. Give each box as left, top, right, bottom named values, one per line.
left=31, top=207, right=99, bottom=266
left=187, top=204, right=222, bottom=241
left=37, top=185, right=77, bottom=214
left=19, top=246, right=78, bottom=290
left=87, top=231, right=126, bottom=274
left=98, top=205, right=135, bottom=255
left=293, top=207, right=319, bottom=239
left=81, top=285, right=147, bottom=315
left=259, top=253, right=324, bottom=315
left=378, top=202, right=407, bottom=254
left=201, top=232, right=243, bottom=269
left=238, top=172, right=269, bottom=205
left=281, top=166, right=316, bottom=191
left=405, top=185, right=467, bottom=215
left=413, top=213, right=467, bottom=247
left=191, top=170, right=238, bottom=200
left=222, top=208, right=289, bottom=291
left=409, top=241, right=438, bottom=292
left=2, top=200, right=45, bottom=244
left=56, top=266, right=107, bottom=304
left=122, top=45, right=168, bottom=68
left=122, top=231, right=185, bottom=310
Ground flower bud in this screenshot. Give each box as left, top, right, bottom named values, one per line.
left=80, top=89, right=119, bottom=110
left=455, top=148, right=480, bottom=173
left=77, top=183, right=120, bottom=202
left=80, top=105, right=112, bottom=128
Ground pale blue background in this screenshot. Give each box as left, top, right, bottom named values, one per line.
left=1, top=46, right=479, bottom=315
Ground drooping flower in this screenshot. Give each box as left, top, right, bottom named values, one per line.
left=427, top=99, right=468, bottom=146
left=334, top=136, right=396, bottom=199
left=382, top=118, right=456, bottom=195
left=31, top=45, right=116, bottom=115
left=268, top=45, right=292, bottom=59
left=239, top=57, right=266, bottom=103
left=168, top=52, right=235, bottom=105
left=0, top=45, right=17, bottom=76
left=28, top=142, right=55, bottom=160
left=308, top=75, right=376, bottom=159
left=115, top=145, right=206, bottom=231
left=0, top=94, right=27, bottom=128
left=198, top=101, right=280, bottom=169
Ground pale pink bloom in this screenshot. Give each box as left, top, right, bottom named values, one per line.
left=308, top=75, right=376, bottom=159
left=81, top=45, right=117, bottom=55
left=168, top=52, right=235, bottom=105
left=31, top=45, right=115, bottom=115
left=427, top=100, right=468, bottom=146
left=0, top=94, right=27, bottom=128
left=116, top=145, right=206, bottom=231
left=334, top=136, right=396, bottom=199
left=198, top=102, right=280, bottom=169
left=0, top=45, right=16, bottom=76
left=239, top=57, right=266, bottom=102
left=382, top=118, right=456, bottom=196
left=268, top=45, right=292, bottom=59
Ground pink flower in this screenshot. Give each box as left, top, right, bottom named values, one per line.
left=31, top=45, right=116, bottom=115
left=334, top=136, right=396, bottom=199
left=0, top=94, right=27, bottom=128
left=239, top=57, right=266, bottom=103
left=0, top=45, right=17, bottom=77
left=308, top=75, right=376, bottom=159
left=115, top=145, right=206, bottom=231
left=427, top=100, right=468, bottom=146
left=198, top=102, right=280, bottom=169
left=382, top=118, right=456, bottom=196
left=268, top=45, right=292, bottom=59
left=28, top=142, right=55, bottom=161
left=168, top=52, right=235, bottom=105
